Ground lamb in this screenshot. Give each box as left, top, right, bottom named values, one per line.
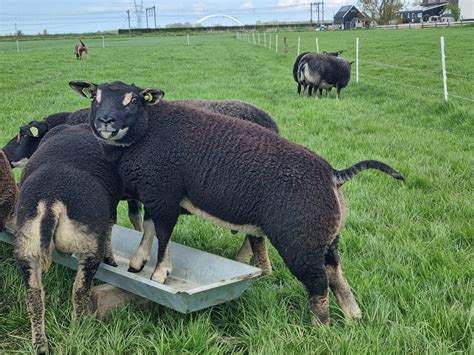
left=74, top=39, right=87, bottom=60
left=2, top=101, right=279, bottom=272
left=297, top=53, right=352, bottom=100
left=0, top=150, right=17, bottom=231
left=293, top=50, right=343, bottom=97
left=70, top=80, right=404, bottom=326
left=14, top=124, right=123, bottom=353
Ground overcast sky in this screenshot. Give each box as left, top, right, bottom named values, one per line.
left=0, top=0, right=358, bottom=35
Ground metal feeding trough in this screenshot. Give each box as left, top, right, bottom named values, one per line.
left=0, top=225, right=262, bottom=313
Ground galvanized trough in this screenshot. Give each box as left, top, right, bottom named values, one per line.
left=0, top=225, right=262, bottom=313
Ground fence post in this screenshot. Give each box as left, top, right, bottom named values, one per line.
left=284, top=36, right=288, bottom=54
left=276, top=34, right=278, bottom=53
left=252, top=33, right=256, bottom=44
left=297, top=36, right=300, bottom=56
left=440, top=36, right=448, bottom=102
left=258, top=32, right=260, bottom=46
left=187, top=34, right=190, bottom=46
left=316, top=37, right=319, bottom=53
left=264, top=32, right=266, bottom=48
left=356, top=37, right=359, bottom=83
left=269, top=33, right=272, bottom=50
left=102, top=36, right=105, bottom=48
left=16, top=40, right=19, bottom=52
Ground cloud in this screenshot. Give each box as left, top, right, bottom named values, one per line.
left=241, top=1, right=254, bottom=9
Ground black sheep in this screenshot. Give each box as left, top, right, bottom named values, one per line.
left=70, top=80, right=404, bottom=325
left=14, top=124, right=123, bottom=353
left=297, top=53, right=352, bottom=100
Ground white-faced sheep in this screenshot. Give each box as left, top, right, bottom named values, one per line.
left=70, top=80, right=404, bottom=326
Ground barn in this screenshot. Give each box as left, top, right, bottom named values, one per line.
left=333, top=5, right=370, bottom=30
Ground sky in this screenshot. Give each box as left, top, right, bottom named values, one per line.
left=0, top=0, right=359, bottom=35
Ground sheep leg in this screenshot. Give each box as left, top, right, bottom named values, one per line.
left=72, top=254, right=102, bottom=319
left=235, top=235, right=253, bottom=264
left=325, top=237, right=361, bottom=321
left=103, top=220, right=117, bottom=267
left=150, top=219, right=176, bottom=284
left=308, top=85, right=313, bottom=97
left=336, top=87, right=341, bottom=101
left=297, top=83, right=302, bottom=95
left=17, top=256, right=48, bottom=354
left=129, top=217, right=155, bottom=273
left=127, top=200, right=143, bottom=232
left=248, top=235, right=272, bottom=275
left=318, top=88, right=323, bottom=97
left=277, top=243, right=329, bottom=325
left=302, top=84, right=307, bottom=96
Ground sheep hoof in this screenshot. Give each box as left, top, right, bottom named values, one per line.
left=128, top=258, right=148, bottom=273
left=151, top=266, right=171, bottom=284
left=127, top=263, right=145, bottom=273
left=103, top=257, right=118, bottom=267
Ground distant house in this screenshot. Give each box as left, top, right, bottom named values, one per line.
left=398, top=0, right=466, bottom=23
left=333, top=5, right=370, bottom=29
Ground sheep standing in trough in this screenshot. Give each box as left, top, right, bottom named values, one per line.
left=128, top=99, right=278, bottom=274
left=74, top=39, right=87, bottom=60
left=14, top=124, right=123, bottom=353
left=293, top=50, right=343, bottom=97
left=70, top=80, right=404, bottom=325
left=0, top=150, right=17, bottom=231
left=297, top=53, right=352, bottom=100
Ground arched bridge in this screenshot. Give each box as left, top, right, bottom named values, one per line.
left=196, top=14, right=244, bottom=26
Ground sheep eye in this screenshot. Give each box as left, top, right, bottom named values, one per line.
left=131, top=97, right=138, bottom=104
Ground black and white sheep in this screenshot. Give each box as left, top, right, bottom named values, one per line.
left=293, top=50, right=343, bottom=96
left=0, top=150, right=17, bottom=231
left=14, top=124, right=123, bottom=353
left=297, top=53, right=352, bottom=99
left=70, top=80, right=404, bottom=325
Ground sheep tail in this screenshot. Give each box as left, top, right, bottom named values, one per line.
left=332, top=160, right=404, bottom=186
left=39, top=206, right=58, bottom=272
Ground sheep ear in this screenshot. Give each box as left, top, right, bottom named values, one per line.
left=140, top=88, right=164, bottom=105
left=22, top=121, right=48, bottom=138
left=69, top=80, right=97, bottom=99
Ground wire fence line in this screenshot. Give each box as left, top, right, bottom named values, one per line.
left=236, top=31, right=473, bottom=104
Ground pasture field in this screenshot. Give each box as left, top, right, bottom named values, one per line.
left=0, top=27, right=472, bottom=353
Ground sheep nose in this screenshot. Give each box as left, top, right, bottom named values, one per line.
left=97, top=116, right=115, bottom=124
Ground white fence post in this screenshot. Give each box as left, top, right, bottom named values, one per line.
left=258, top=32, right=260, bottom=46
left=275, top=34, right=278, bottom=53
left=102, top=36, right=105, bottom=48
left=187, top=34, right=190, bottom=46
left=297, top=37, right=300, bottom=56
left=316, top=37, right=319, bottom=53
left=440, top=36, right=448, bottom=102
left=264, top=32, right=266, bottom=48
left=269, top=33, right=272, bottom=50
left=356, top=37, right=359, bottom=83
left=16, top=40, right=19, bottom=52
left=253, top=33, right=256, bottom=44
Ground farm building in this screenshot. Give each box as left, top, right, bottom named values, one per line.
left=398, top=0, right=471, bottom=23
left=333, top=5, right=370, bottom=29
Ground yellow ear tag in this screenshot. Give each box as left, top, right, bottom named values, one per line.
left=82, top=87, right=92, bottom=98
left=29, top=127, right=39, bottom=137
left=144, top=92, right=153, bottom=102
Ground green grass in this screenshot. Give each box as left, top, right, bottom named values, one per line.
left=0, top=28, right=473, bottom=353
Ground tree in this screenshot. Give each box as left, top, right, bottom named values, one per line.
left=358, top=0, right=405, bottom=25
left=445, top=4, right=460, bottom=21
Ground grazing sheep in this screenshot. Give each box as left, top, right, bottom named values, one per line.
left=293, top=51, right=343, bottom=97
left=74, top=39, right=87, bottom=60
left=70, top=80, right=404, bottom=325
left=0, top=151, right=17, bottom=231
left=297, top=53, right=353, bottom=100
left=14, top=124, right=123, bottom=354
